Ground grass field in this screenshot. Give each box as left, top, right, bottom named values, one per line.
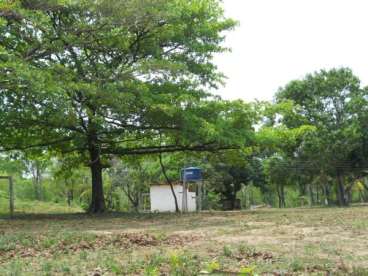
left=0, top=200, right=83, bottom=217
left=1, top=206, right=368, bottom=275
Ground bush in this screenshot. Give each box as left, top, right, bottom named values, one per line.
left=203, top=191, right=221, bottom=210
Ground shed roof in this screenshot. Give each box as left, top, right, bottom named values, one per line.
left=150, top=181, right=182, bottom=187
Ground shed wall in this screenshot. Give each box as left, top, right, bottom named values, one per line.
left=150, top=185, right=196, bottom=212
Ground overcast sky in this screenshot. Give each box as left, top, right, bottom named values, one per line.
left=214, top=0, right=368, bottom=102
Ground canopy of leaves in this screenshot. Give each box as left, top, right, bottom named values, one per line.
left=276, top=68, right=368, bottom=175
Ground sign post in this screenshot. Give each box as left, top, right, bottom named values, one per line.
left=181, top=167, right=202, bottom=213
left=182, top=179, right=188, bottom=212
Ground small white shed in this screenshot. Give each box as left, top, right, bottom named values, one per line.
left=150, top=184, right=196, bottom=212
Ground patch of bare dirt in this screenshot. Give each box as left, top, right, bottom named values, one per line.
left=245, top=221, right=276, bottom=227
left=213, top=222, right=365, bottom=249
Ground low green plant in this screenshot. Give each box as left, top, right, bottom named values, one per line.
left=223, top=245, right=233, bottom=257
left=206, top=260, right=220, bottom=273
left=7, top=259, right=23, bottom=276
left=239, top=266, right=256, bottom=276
left=203, top=191, right=221, bottom=210
left=42, top=261, right=54, bottom=274
left=144, top=265, right=159, bottom=276
left=60, top=263, right=71, bottom=274
left=351, top=267, right=368, bottom=276
left=168, top=252, right=201, bottom=275
left=79, top=250, right=88, bottom=260
left=104, top=257, right=122, bottom=274
left=41, top=236, right=58, bottom=249
left=169, top=253, right=181, bottom=270
left=238, top=243, right=255, bottom=256
left=289, top=258, right=304, bottom=272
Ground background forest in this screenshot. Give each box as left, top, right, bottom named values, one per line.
left=2, top=67, right=368, bottom=214
left=1, top=1, right=368, bottom=214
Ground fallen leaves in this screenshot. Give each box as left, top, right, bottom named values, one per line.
left=0, top=232, right=201, bottom=262
left=235, top=251, right=274, bottom=262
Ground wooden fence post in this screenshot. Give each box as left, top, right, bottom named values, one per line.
left=9, top=176, right=14, bottom=218
left=0, top=176, right=14, bottom=218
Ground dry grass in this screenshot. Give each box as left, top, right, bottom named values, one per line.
left=1, top=206, right=368, bottom=275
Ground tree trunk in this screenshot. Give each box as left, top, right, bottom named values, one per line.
left=298, top=182, right=306, bottom=197
left=361, top=178, right=368, bottom=202
left=230, top=190, right=237, bottom=210
left=277, top=183, right=285, bottom=208
left=107, top=176, right=116, bottom=210
left=107, top=186, right=113, bottom=210
left=345, top=184, right=353, bottom=205
left=132, top=198, right=140, bottom=212
left=66, top=179, right=74, bottom=207
left=249, top=185, right=253, bottom=207
left=323, top=184, right=330, bottom=206
left=360, top=190, right=364, bottom=203
left=67, top=190, right=72, bottom=206
left=316, top=184, right=320, bottom=204
left=123, top=188, right=140, bottom=212
left=243, top=187, right=247, bottom=209
left=336, top=172, right=347, bottom=207
left=36, top=165, right=42, bottom=200
left=308, top=184, right=314, bottom=206
left=159, top=154, right=179, bottom=213
left=88, top=142, right=105, bottom=213
left=32, top=162, right=43, bottom=201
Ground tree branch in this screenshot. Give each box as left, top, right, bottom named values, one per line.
left=103, top=142, right=237, bottom=156
left=0, top=136, right=77, bottom=152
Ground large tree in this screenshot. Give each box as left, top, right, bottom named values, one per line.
left=0, top=0, right=253, bottom=212
left=276, top=68, right=367, bottom=206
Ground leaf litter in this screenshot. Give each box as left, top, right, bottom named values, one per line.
left=0, top=232, right=201, bottom=262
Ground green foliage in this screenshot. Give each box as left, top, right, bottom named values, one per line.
left=0, top=0, right=255, bottom=212
left=289, top=258, right=304, bottom=272
left=239, top=266, right=256, bottom=276
left=203, top=190, right=221, bottom=210
left=284, top=186, right=302, bottom=208
left=1, top=0, right=368, bottom=212
left=205, top=260, right=220, bottom=273
left=108, top=158, right=152, bottom=211
left=238, top=184, right=264, bottom=209
left=261, top=68, right=368, bottom=207
left=169, top=252, right=201, bottom=275
left=223, top=245, right=233, bottom=257
left=0, top=199, right=82, bottom=217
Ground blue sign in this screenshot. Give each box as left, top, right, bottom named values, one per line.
left=181, top=167, right=202, bottom=181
